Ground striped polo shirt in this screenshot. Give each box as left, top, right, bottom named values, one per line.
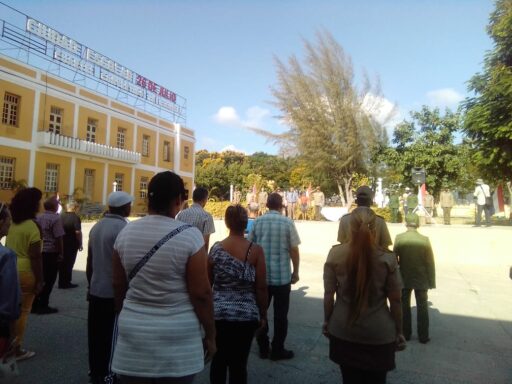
left=176, top=203, right=215, bottom=235
left=248, top=210, right=301, bottom=286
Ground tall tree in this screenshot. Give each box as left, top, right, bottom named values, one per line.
left=261, top=31, right=390, bottom=205
left=463, top=0, right=512, bottom=181
left=377, top=106, right=473, bottom=199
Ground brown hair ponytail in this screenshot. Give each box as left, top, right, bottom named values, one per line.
left=345, top=207, right=377, bottom=325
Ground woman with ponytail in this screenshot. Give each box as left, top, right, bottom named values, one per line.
left=323, top=207, right=405, bottom=384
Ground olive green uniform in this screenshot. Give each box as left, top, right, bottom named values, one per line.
left=406, top=194, right=418, bottom=213
left=388, top=195, right=400, bottom=223
left=393, top=228, right=436, bottom=342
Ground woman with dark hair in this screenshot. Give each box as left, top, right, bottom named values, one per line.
left=111, top=171, right=216, bottom=384
left=0, top=203, right=21, bottom=362
left=323, top=207, right=405, bottom=384
left=208, top=204, right=267, bottom=384
left=6, top=187, right=44, bottom=361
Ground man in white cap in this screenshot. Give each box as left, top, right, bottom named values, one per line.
left=473, top=179, right=491, bottom=227
left=86, top=191, right=133, bottom=384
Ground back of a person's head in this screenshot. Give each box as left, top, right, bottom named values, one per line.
left=148, top=171, right=184, bottom=213
left=225, top=205, right=248, bottom=233
left=10, top=187, right=43, bottom=224
left=43, top=196, right=59, bottom=212
left=192, top=187, right=208, bottom=203
left=267, top=193, right=282, bottom=210
left=355, top=186, right=373, bottom=207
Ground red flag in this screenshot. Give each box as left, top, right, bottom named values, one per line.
left=494, top=185, right=505, bottom=213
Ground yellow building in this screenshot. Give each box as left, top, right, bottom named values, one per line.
left=0, top=12, right=195, bottom=214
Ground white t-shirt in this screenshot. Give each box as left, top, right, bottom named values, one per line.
left=111, top=215, right=205, bottom=377
left=473, top=184, right=490, bottom=206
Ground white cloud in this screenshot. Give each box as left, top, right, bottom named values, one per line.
left=362, top=93, right=404, bottom=137
left=212, top=105, right=270, bottom=129
left=213, top=106, right=240, bottom=125
left=243, top=106, right=270, bottom=127
left=426, top=88, right=464, bottom=108
left=220, top=144, right=247, bottom=154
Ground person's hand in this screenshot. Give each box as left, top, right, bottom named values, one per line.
left=203, top=336, right=216, bottom=364
left=322, top=321, right=330, bottom=338
left=291, top=272, right=299, bottom=284
left=258, top=318, right=267, bottom=331
left=395, top=334, right=407, bottom=351
left=57, top=253, right=64, bottom=262
left=79, top=246, right=83, bottom=252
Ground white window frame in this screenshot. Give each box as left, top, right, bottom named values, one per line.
left=45, top=163, right=59, bottom=193
left=142, top=135, right=150, bottom=157
left=2, top=92, right=20, bottom=127
left=49, top=106, right=63, bottom=134
left=0, top=156, right=15, bottom=190
left=86, top=118, right=97, bottom=142
left=140, top=176, right=148, bottom=199
left=115, top=173, right=124, bottom=191
left=117, top=127, right=126, bottom=149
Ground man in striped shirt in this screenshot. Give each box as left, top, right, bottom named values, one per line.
left=249, top=193, right=301, bottom=361
left=176, top=187, right=216, bottom=251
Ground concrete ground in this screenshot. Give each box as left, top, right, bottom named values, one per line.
left=12, top=219, right=512, bottom=384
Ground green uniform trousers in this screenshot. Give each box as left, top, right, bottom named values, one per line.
left=402, top=288, right=429, bottom=342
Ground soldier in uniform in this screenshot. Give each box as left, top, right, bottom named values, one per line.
left=337, top=186, right=392, bottom=250
left=258, top=187, right=268, bottom=216
left=233, top=187, right=242, bottom=205
left=423, top=190, right=434, bottom=224
left=439, top=187, right=454, bottom=225
left=406, top=190, right=418, bottom=213
left=402, top=187, right=411, bottom=215
left=388, top=191, right=400, bottom=223
left=393, top=213, right=436, bottom=344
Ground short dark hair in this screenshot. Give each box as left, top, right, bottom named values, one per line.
left=225, top=205, right=248, bottom=232
left=109, top=203, right=131, bottom=217
left=193, top=187, right=208, bottom=203
left=43, top=196, right=59, bottom=211
left=267, top=193, right=283, bottom=210
left=148, top=171, right=185, bottom=213
left=10, top=187, right=43, bottom=224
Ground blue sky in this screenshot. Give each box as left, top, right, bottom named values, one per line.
left=7, top=0, right=493, bottom=154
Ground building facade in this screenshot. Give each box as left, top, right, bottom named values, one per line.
left=0, top=54, right=195, bottom=213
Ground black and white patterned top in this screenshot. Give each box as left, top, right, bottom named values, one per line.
left=209, top=242, right=259, bottom=322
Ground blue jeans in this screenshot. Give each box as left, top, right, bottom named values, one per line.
left=256, top=283, right=291, bottom=352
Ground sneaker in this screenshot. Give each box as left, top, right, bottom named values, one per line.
left=419, top=337, right=431, bottom=344
left=270, top=348, right=294, bottom=361
left=35, top=306, right=58, bottom=315
left=16, top=349, right=35, bottom=361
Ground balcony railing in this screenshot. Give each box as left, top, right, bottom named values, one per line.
left=36, top=131, right=141, bottom=164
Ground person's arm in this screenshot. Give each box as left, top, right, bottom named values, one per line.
left=86, top=244, right=93, bottom=285
left=425, top=239, right=436, bottom=289
left=112, top=249, right=128, bottom=313
left=57, top=236, right=64, bottom=261
left=187, top=248, right=216, bottom=362
left=203, top=234, right=210, bottom=253
left=76, top=231, right=83, bottom=252
left=253, top=245, right=268, bottom=327
left=28, top=240, right=44, bottom=294
left=388, top=289, right=406, bottom=349
left=323, top=261, right=336, bottom=337
left=290, top=246, right=300, bottom=284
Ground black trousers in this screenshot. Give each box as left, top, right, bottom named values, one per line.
left=476, top=204, right=490, bottom=226
left=402, top=289, right=429, bottom=341
left=256, top=283, right=290, bottom=352
left=59, top=244, right=79, bottom=286
left=33, top=252, right=59, bottom=308
left=88, top=295, right=116, bottom=383
left=340, top=366, right=387, bottom=384
left=210, top=320, right=258, bottom=384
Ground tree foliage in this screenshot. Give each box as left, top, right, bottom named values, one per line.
left=258, top=31, right=390, bottom=205
left=376, top=106, right=474, bottom=199
left=463, top=0, right=512, bottom=181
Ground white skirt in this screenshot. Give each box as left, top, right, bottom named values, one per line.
left=111, top=300, right=204, bottom=378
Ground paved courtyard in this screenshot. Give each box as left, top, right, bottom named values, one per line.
left=12, top=219, right=512, bottom=383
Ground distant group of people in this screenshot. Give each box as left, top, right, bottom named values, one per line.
left=235, top=185, right=326, bottom=221
left=0, top=176, right=445, bottom=384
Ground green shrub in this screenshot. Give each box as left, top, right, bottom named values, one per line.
left=204, top=201, right=232, bottom=219
left=372, top=206, right=402, bottom=223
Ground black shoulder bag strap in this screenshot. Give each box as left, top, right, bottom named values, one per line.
left=128, top=224, right=192, bottom=282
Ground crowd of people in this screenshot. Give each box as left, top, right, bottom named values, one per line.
left=235, top=185, right=326, bottom=221
left=6, top=174, right=500, bottom=383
